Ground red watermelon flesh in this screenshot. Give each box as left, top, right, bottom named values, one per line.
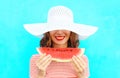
left=36, top=47, right=85, bottom=62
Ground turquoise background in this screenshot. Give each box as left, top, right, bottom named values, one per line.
left=0, top=0, right=120, bottom=78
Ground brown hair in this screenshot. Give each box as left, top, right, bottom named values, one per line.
left=40, top=32, right=79, bottom=48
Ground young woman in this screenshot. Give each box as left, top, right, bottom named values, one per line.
left=24, top=6, right=98, bottom=78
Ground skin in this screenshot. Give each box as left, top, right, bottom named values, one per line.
left=36, top=30, right=87, bottom=78
left=72, top=56, right=87, bottom=78
left=36, top=54, right=52, bottom=78
left=49, top=30, right=71, bottom=48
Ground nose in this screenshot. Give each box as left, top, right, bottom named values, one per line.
left=56, top=30, right=63, bottom=35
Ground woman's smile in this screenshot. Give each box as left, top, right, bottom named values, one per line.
left=49, top=30, right=71, bottom=48
left=55, top=36, right=65, bottom=41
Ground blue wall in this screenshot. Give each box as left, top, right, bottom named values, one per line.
left=0, top=0, right=120, bottom=78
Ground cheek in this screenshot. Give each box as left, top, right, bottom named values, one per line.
left=66, top=32, right=71, bottom=38
left=49, top=32, right=54, bottom=37
left=49, top=33, right=55, bottom=41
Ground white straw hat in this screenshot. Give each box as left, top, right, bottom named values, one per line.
left=24, top=6, right=98, bottom=40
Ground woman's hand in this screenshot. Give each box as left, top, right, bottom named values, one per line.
left=36, top=53, right=52, bottom=78
left=72, top=55, right=87, bottom=78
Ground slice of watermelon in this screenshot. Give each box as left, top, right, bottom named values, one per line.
left=36, top=47, right=85, bottom=62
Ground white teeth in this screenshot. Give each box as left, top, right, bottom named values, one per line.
left=55, top=36, right=65, bottom=40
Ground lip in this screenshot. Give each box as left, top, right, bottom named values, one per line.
left=55, top=36, right=65, bottom=41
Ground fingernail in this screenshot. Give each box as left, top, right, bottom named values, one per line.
left=72, top=55, right=76, bottom=59
left=77, top=55, right=80, bottom=58
left=73, top=55, right=75, bottom=58
left=48, top=54, right=52, bottom=57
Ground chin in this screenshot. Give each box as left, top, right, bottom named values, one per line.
left=54, top=41, right=67, bottom=45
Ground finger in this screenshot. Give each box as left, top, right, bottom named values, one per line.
left=76, top=56, right=87, bottom=69
left=39, top=53, right=46, bottom=60
left=42, top=55, right=52, bottom=68
left=72, top=56, right=83, bottom=72
left=36, top=53, right=46, bottom=63
left=39, top=54, right=51, bottom=66
left=74, top=56, right=85, bottom=71
left=71, top=61, right=79, bottom=73
left=37, top=55, right=51, bottom=70
left=77, top=55, right=87, bottom=66
left=73, top=56, right=86, bottom=72
left=36, top=54, right=46, bottom=67
left=36, top=53, right=46, bottom=67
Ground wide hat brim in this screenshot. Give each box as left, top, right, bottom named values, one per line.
left=24, top=23, right=98, bottom=40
